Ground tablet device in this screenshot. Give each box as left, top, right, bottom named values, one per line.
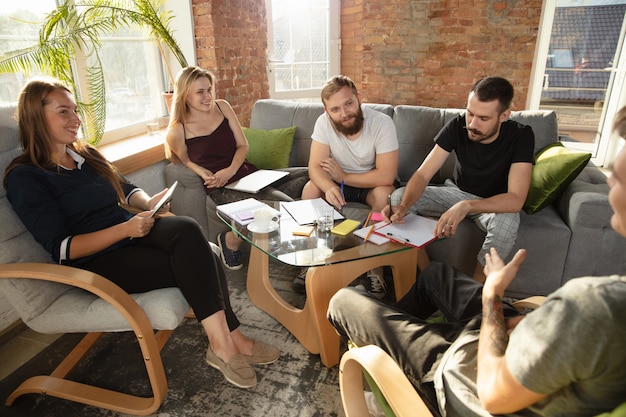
left=224, top=169, right=289, bottom=193
left=150, top=181, right=177, bottom=217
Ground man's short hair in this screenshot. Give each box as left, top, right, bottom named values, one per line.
left=321, top=75, right=358, bottom=105
left=470, top=76, right=514, bottom=113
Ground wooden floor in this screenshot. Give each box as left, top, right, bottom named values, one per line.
left=0, top=322, right=62, bottom=381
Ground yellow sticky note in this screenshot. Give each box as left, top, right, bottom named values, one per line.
left=330, top=219, right=361, bottom=236
left=292, top=225, right=315, bottom=236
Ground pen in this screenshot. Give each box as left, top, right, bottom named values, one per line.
left=388, top=194, right=393, bottom=218
left=386, top=232, right=410, bottom=244
left=361, top=211, right=372, bottom=229
left=364, top=225, right=375, bottom=242
left=340, top=180, right=345, bottom=202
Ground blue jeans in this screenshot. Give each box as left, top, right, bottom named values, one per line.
left=327, top=262, right=519, bottom=415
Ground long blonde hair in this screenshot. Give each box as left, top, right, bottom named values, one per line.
left=3, top=78, right=127, bottom=201
left=165, top=66, right=217, bottom=162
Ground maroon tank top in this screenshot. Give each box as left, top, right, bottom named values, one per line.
left=185, top=106, right=256, bottom=193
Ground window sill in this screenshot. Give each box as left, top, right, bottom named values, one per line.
left=100, top=131, right=167, bottom=176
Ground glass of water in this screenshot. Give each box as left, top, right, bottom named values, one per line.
left=316, top=205, right=334, bottom=233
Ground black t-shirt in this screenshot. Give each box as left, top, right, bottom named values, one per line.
left=435, top=115, right=535, bottom=198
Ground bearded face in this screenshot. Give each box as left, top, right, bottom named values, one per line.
left=330, top=104, right=364, bottom=136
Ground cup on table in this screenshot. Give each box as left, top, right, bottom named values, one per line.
left=253, top=208, right=278, bottom=230
left=316, top=206, right=334, bottom=233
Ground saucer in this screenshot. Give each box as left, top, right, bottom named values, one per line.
left=247, top=220, right=279, bottom=233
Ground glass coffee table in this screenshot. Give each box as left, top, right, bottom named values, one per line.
left=218, top=203, right=429, bottom=367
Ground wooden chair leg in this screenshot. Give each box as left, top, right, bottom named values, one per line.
left=6, top=328, right=172, bottom=416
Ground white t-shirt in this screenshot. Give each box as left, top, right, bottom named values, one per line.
left=311, top=106, right=398, bottom=173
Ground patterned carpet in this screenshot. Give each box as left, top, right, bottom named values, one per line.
left=0, top=255, right=348, bottom=417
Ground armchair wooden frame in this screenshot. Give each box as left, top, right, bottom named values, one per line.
left=0, top=262, right=183, bottom=416
left=339, top=296, right=546, bottom=417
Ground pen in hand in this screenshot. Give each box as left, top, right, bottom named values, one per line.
left=387, top=194, right=394, bottom=219
left=338, top=180, right=345, bottom=211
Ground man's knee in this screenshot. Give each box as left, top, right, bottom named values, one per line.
left=367, top=185, right=396, bottom=211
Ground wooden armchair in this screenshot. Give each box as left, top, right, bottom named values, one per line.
left=338, top=296, right=547, bottom=417
left=0, top=264, right=189, bottom=415
left=0, top=103, right=190, bottom=415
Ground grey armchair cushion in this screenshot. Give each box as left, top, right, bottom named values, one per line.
left=23, top=286, right=189, bottom=333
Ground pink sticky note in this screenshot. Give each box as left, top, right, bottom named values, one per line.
left=371, top=212, right=384, bottom=222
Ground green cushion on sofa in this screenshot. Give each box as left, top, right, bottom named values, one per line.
left=523, top=142, right=591, bottom=214
left=243, top=126, right=297, bottom=169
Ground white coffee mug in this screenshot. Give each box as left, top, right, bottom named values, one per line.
left=253, top=208, right=278, bottom=230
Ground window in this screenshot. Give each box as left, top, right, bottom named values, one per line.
left=528, top=0, right=626, bottom=167
left=0, top=0, right=171, bottom=144
left=266, top=0, right=340, bottom=100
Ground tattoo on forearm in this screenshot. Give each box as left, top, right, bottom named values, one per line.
left=486, top=294, right=508, bottom=356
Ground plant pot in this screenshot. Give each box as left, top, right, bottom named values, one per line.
left=162, top=91, right=174, bottom=113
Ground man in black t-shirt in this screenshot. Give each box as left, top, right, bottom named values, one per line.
left=384, top=76, right=535, bottom=281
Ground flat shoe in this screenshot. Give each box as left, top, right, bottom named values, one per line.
left=245, top=340, right=280, bottom=365
left=206, top=347, right=257, bottom=388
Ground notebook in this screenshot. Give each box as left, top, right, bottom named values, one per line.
left=280, top=198, right=344, bottom=225
left=224, top=169, right=289, bottom=194
left=374, top=213, right=439, bottom=248
left=216, top=198, right=281, bottom=226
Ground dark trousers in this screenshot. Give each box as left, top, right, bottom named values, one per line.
left=327, top=262, right=519, bottom=415
left=80, top=216, right=240, bottom=330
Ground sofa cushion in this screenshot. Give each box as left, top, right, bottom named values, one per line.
left=509, top=110, right=558, bottom=154
left=524, top=142, right=592, bottom=214
left=243, top=126, right=296, bottom=169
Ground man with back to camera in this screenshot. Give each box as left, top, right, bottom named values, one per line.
left=295, top=75, right=399, bottom=295
left=384, top=76, right=535, bottom=282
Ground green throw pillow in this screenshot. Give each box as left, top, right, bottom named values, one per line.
left=243, top=126, right=297, bottom=169
left=523, top=142, right=591, bottom=214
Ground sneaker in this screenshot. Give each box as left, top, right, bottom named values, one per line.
left=292, top=268, right=307, bottom=294
left=217, top=232, right=242, bottom=270
left=365, top=267, right=387, bottom=300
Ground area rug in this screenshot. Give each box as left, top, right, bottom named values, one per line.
left=0, top=256, right=347, bottom=417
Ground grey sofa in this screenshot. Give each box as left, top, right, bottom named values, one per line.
left=241, top=99, right=626, bottom=298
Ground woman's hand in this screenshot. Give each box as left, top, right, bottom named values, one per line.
left=212, top=167, right=235, bottom=188
left=126, top=212, right=156, bottom=239
left=147, top=188, right=171, bottom=216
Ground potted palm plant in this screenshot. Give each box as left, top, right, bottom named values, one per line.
left=0, top=0, right=188, bottom=144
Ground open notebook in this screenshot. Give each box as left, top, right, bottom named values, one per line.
left=225, top=169, right=289, bottom=194
left=216, top=198, right=280, bottom=227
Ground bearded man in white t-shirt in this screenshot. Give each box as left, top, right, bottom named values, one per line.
left=301, top=75, right=399, bottom=211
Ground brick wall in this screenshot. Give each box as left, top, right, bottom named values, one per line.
left=192, top=0, right=269, bottom=126
left=191, top=0, right=543, bottom=125
left=340, top=0, right=543, bottom=110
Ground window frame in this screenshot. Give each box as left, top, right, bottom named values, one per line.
left=0, top=0, right=195, bottom=146
left=527, top=0, right=626, bottom=167
left=265, top=0, right=340, bottom=100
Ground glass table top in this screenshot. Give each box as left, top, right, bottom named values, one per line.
left=217, top=201, right=413, bottom=267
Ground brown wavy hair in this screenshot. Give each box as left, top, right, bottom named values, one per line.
left=3, top=78, right=127, bottom=202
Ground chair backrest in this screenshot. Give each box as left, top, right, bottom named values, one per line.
left=0, top=104, right=190, bottom=333
left=0, top=104, right=77, bottom=325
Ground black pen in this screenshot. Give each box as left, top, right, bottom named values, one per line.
left=386, top=232, right=410, bottom=244
left=388, top=194, right=393, bottom=218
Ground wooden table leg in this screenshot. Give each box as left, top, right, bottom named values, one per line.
left=307, top=247, right=419, bottom=367
left=247, top=244, right=425, bottom=368
left=246, top=245, right=321, bottom=353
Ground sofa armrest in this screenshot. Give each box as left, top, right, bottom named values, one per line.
left=164, top=163, right=212, bottom=238
left=555, top=166, right=611, bottom=230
